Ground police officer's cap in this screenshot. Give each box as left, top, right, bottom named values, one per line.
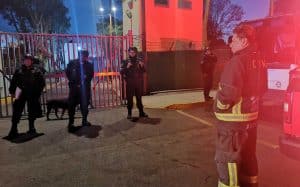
left=23, top=53, right=34, bottom=60
left=128, top=47, right=138, bottom=53
left=78, top=50, right=89, bottom=57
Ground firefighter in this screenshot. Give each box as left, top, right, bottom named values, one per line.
left=7, top=54, right=46, bottom=139
left=201, top=47, right=217, bottom=101
left=121, top=47, right=148, bottom=119
left=66, top=50, right=94, bottom=132
left=213, top=24, right=267, bottom=187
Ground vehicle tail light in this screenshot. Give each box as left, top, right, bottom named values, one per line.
left=284, top=92, right=293, bottom=123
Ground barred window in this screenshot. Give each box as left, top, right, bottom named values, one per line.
left=154, top=0, right=169, bottom=7
left=178, top=0, right=192, bottom=9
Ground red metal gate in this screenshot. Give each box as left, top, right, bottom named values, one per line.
left=0, top=32, right=130, bottom=117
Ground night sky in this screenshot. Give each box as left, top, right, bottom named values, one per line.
left=65, top=0, right=270, bottom=34
left=65, top=0, right=123, bottom=34
left=0, top=0, right=270, bottom=34
left=233, top=0, right=269, bottom=20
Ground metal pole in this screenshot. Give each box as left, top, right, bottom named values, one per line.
left=130, top=18, right=133, bottom=33
left=269, top=0, right=274, bottom=16
left=109, top=13, right=113, bottom=36
left=141, top=0, right=148, bottom=94
left=202, top=0, right=211, bottom=48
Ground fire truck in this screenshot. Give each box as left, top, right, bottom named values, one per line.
left=245, top=14, right=300, bottom=159
left=245, top=14, right=300, bottom=92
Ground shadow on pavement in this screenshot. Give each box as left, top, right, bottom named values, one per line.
left=103, top=118, right=136, bottom=137
left=203, top=101, right=214, bottom=112
left=71, top=125, right=102, bottom=138
left=3, top=132, right=45, bottom=143
left=259, top=104, right=283, bottom=124
left=165, top=101, right=214, bottom=111
left=45, top=116, right=82, bottom=121
left=46, top=118, right=67, bottom=121
left=132, top=117, right=161, bottom=125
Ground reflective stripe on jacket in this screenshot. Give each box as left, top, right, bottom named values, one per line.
left=214, top=97, right=259, bottom=122
left=213, top=45, right=266, bottom=122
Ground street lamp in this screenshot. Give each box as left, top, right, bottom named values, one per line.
left=99, top=6, right=117, bottom=36
left=98, top=6, right=117, bottom=75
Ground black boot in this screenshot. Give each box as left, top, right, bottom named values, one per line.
left=68, top=117, right=77, bottom=132
left=139, top=111, right=148, bottom=118
left=68, top=125, right=78, bottom=133
left=27, top=120, right=37, bottom=134
left=127, top=110, right=132, bottom=119
left=7, top=124, right=19, bottom=139
left=82, top=118, right=91, bottom=126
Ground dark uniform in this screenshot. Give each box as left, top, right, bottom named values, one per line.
left=201, top=49, right=217, bottom=101
left=8, top=55, right=45, bottom=138
left=33, top=57, right=47, bottom=117
left=213, top=44, right=267, bottom=187
left=66, top=50, right=94, bottom=130
left=121, top=47, right=148, bottom=119
left=33, top=57, right=47, bottom=75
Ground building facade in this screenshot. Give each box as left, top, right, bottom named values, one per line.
left=123, top=0, right=203, bottom=52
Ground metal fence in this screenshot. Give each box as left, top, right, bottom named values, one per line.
left=0, top=32, right=131, bottom=117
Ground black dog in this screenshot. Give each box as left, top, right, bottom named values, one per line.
left=46, top=98, right=68, bottom=120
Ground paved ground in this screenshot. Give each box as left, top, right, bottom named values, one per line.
left=0, top=90, right=300, bottom=187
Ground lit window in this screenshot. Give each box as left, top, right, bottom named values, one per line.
left=154, top=0, right=169, bottom=7
left=178, top=0, right=192, bottom=9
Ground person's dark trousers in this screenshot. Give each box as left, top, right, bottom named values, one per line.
left=126, top=79, right=144, bottom=116
left=215, top=121, right=258, bottom=187
left=126, top=82, right=134, bottom=116
left=203, top=72, right=213, bottom=100
left=134, top=78, right=144, bottom=114
left=68, top=86, right=91, bottom=126
left=9, top=96, right=39, bottom=136
left=68, top=87, right=80, bottom=126
left=35, top=92, right=44, bottom=118
left=27, top=97, right=40, bottom=132
left=9, top=97, right=27, bottom=135
left=80, top=88, right=90, bottom=125
left=28, top=119, right=36, bottom=133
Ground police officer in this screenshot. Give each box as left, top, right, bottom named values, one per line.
left=201, top=47, right=217, bottom=101
left=66, top=50, right=94, bottom=132
left=7, top=54, right=46, bottom=139
left=121, top=47, right=148, bottom=119
left=213, top=24, right=267, bottom=187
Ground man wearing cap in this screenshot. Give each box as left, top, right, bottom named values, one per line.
left=213, top=24, right=267, bottom=187
left=7, top=54, right=46, bottom=139
left=121, top=47, right=148, bottom=119
left=66, top=50, right=94, bottom=132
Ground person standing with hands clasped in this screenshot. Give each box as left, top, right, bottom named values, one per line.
left=213, top=24, right=267, bottom=187
left=121, top=47, right=148, bottom=119
left=66, top=50, right=94, bottom=132
left=7, top=54, right=45, bottom=139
